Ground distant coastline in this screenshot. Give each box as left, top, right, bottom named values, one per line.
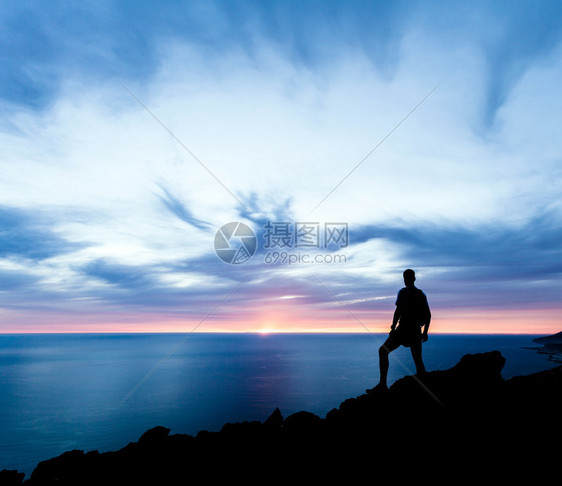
left=529, top=331, right=562, bottom=363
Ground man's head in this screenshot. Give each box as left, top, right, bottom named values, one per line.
left=403, top=268, right=416, bottom=286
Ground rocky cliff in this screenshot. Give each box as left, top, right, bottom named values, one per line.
left=2, top=351, right=560, bottom=484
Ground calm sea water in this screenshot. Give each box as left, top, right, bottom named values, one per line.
left=0, top=333, right=556, bottom=476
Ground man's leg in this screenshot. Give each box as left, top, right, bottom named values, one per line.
left=378, top=336, right=400, bottom=388
left=410, top=341, right=425, bottom=376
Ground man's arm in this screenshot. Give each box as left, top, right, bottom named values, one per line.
left=421, top=308, right=431, bottom=342
left=391, top=307, right=400, bottom=330
left=392, top=289, right=404, bottom=330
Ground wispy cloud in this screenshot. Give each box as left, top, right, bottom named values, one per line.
left=0, top=206, right=88, bottom=260
left=155, top=184, right=211, bottom=230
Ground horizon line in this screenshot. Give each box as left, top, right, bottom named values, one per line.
left=0, top=330, right=553, bottom=336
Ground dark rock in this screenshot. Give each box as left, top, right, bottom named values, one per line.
left=0, top=469, right=25, bottom=485
left=29, top=450, right=89, bottom=484
left=138, top=425, right=170, bottom=445
left=454, top=350, right=506, bottom=375
left=283, top=411, right=322, bottom=432
left=263, top=407, right=284, bottom=429
left=219, top=420, right=262, bottom=439
left=325, top=407, right=339, bottom=421
left=195, top=429, right=213, bottom=441
left=387, top=350, right=506, bottom=409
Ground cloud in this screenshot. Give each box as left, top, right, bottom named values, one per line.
left=0, top=206, right=87, bottom=260
left=0, top=267, right=40, bottom=291
left=478, top=1, right=562, bottom=128
left=344, top=210, right=562, bottom=309
left=81, top=258, right=154, bottom=289
left=1, top=1, right=562, bottom=331
left=155, top=184, right=211, bottom=230
left=0, top=0, right=412, bottom=114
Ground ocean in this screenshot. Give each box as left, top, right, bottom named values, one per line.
left=0, top=332, right=557, bottom=476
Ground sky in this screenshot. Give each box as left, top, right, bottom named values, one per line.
left=0, top=0, right=561, bottom=334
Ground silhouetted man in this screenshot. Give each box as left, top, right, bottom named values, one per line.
left=368, top=269, right=431, bottom=392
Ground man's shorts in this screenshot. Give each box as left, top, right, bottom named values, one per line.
left=389, top=325, right=422, bottom=348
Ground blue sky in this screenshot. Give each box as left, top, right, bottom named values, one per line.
left=1, top=0, right=561, bottom=333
